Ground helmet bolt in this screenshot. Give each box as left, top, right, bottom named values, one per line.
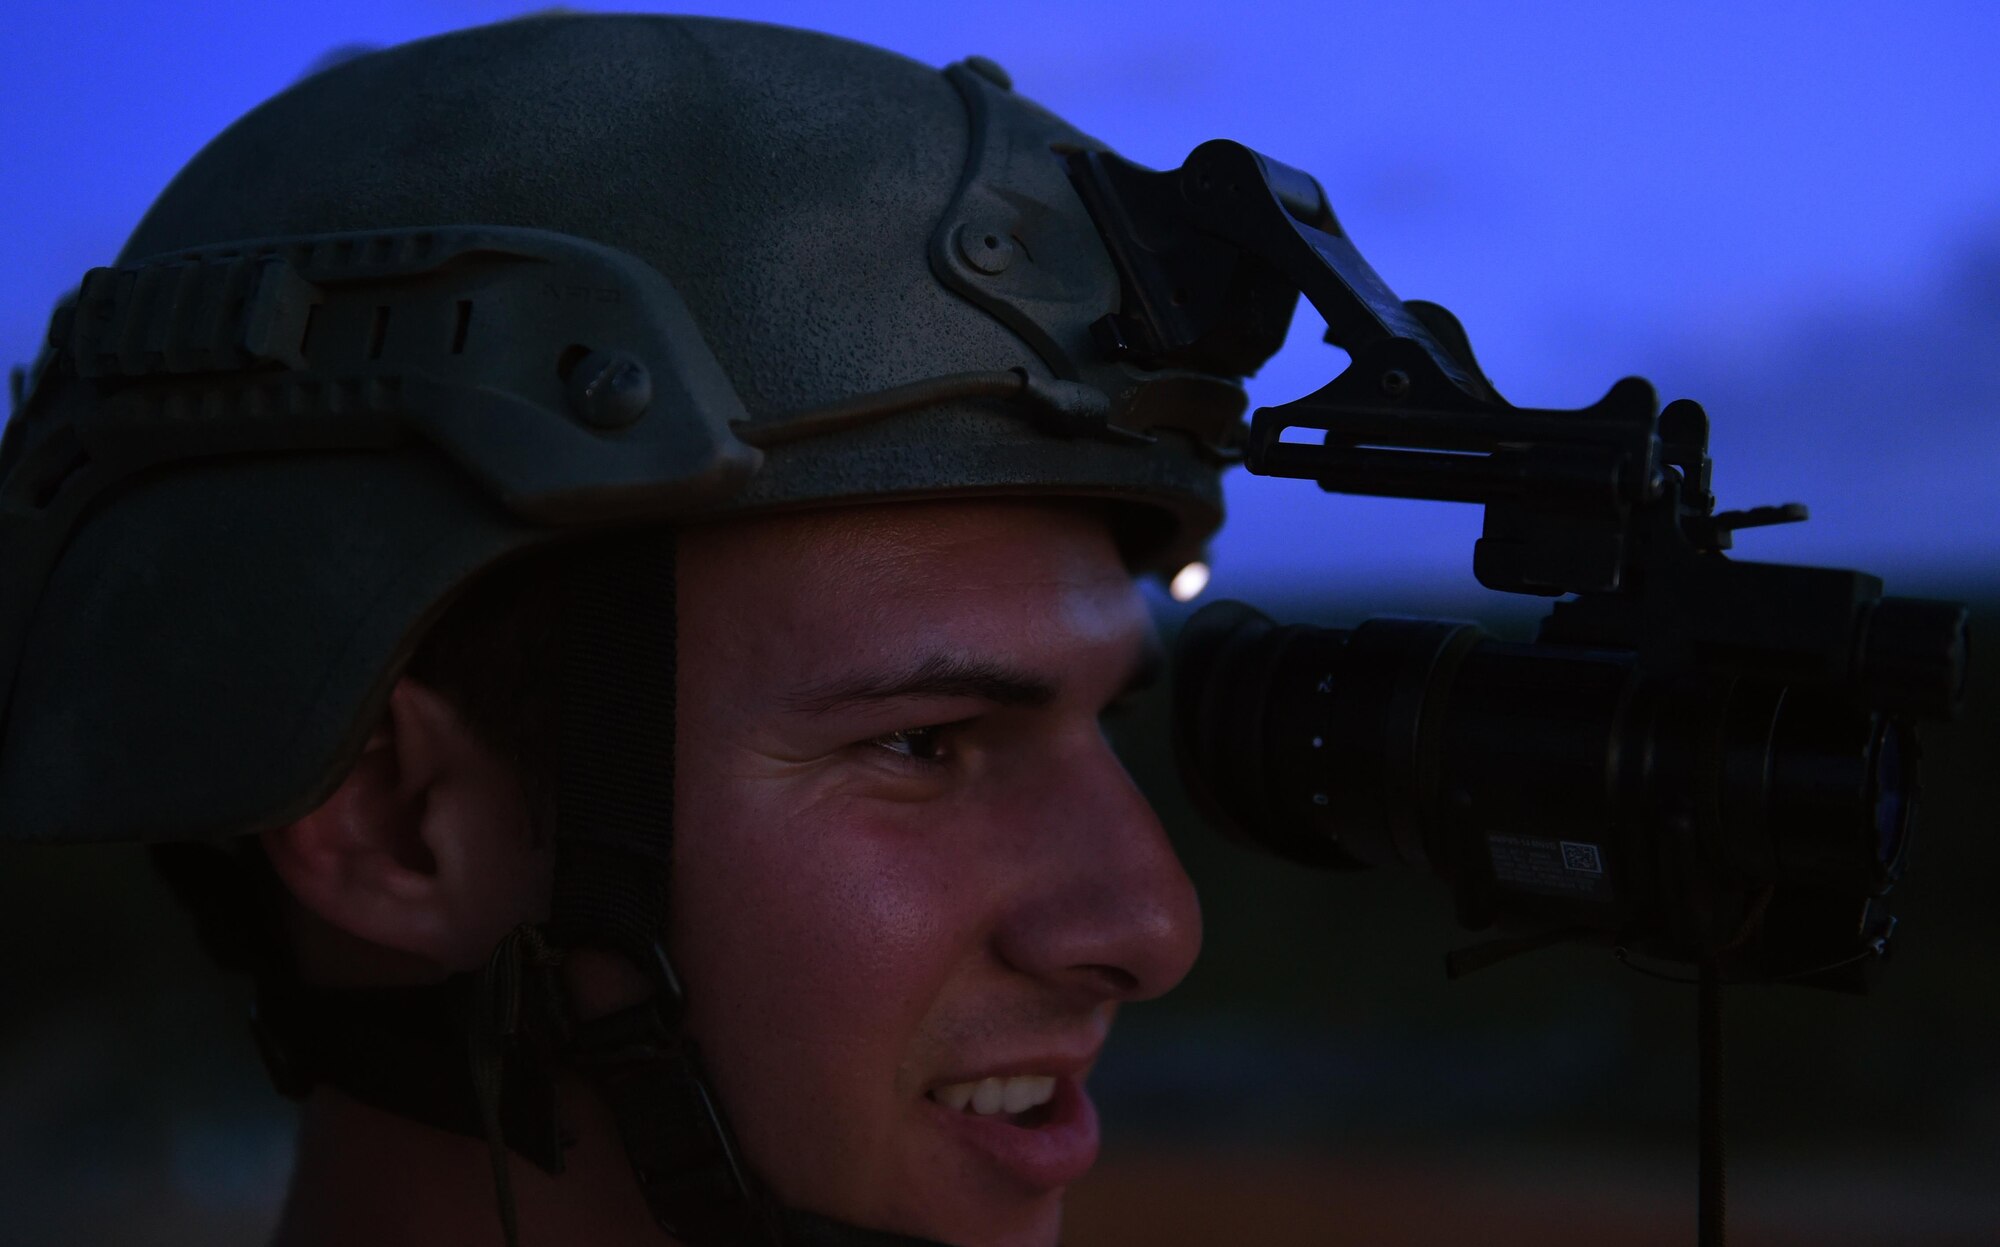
left=956, top=223, right=1017, bottom=275
left=963, top=55, right=1013, bottom=90
left=1380, top=369, right=1411, bottom=400
left=567, top=350, right=652, bottom=429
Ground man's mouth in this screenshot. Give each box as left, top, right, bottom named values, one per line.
left=920, top=1073, right=1100, bottom=1189
left=925, top=1075, right=1059, bottom=1128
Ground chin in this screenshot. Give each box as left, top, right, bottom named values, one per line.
left=892, top=1189, right=1066, bottom=1247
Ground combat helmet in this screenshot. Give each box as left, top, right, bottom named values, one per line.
left=0, top=13, right=1294, bottom=1245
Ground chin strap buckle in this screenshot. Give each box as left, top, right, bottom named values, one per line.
left=563, top=938, right=785, bottom=1247
left=468, top=923, right=575, bottom=1247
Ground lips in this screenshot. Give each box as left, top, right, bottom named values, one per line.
left=923, top=1072, right=1100, bottom=1190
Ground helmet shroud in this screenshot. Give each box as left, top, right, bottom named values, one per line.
left=0, top=13, right=1241, bottom=848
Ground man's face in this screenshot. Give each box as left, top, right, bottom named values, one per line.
left=672, top=500, right=1201, bottom=1247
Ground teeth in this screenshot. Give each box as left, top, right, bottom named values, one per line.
left=972, top=1078, right=1005, bottom=1115
left=938, top=1082, right=975, bottom=1112
left=930, top=1074, right=1057, bottom=1117
left=1001, top=1077, right=1049, bottom=1114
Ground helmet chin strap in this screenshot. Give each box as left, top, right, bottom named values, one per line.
left=529, top=529, right=788, bottom=1244
left=538, top=531, right=955, bottom=1247
left=253, top=529, right=955, bottom=1247
left=251, top=924, right=952, bottom=1247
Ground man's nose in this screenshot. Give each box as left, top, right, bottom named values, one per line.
left=990, top=730, right=1202, bottom=1007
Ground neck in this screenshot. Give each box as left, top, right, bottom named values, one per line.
left=269, top=1082, right=670, bottom=1247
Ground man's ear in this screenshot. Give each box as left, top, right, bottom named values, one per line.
left=262, top=677, right=551, bottom=978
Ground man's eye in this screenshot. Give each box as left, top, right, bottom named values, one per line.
left=870, top=724, right=955, bottom=768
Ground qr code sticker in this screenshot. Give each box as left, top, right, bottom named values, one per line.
left=1560, top=841, right=1604, bottom=874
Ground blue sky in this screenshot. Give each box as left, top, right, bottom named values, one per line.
left=5, top=1, right=1996, bottom=598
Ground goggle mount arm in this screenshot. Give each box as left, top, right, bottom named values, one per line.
left=1069, top=139, right=1966, bottom=722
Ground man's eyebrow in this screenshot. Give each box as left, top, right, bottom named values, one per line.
left=787, top=653, right=1059, bottom=716
left=787, top=637, right=1167, bottom=717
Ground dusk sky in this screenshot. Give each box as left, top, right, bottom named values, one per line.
left=1, top=14, right=1995, bottom=1238
left=6, top=1, right=1995, bottom=601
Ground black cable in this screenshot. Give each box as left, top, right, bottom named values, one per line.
left=729, top=367, right=1151, bottom=451
left=730, top=371, right=1029, bottom=448
left=1611, top=942, right=1880, bottom=987
left=1698, top=958, right=1725, bottom=1247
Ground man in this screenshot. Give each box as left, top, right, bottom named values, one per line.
left=0, top=12, right=1269, bottom=1247
left=261, top=499, right=1197, bottom=1247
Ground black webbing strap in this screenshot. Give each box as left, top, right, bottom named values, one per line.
left=550, top=529, right=784, bottom=1246
left=249, top=967, right=571, bottom=1173
left=550, top=531, right=680, bottom=966
left=567, top=993, right=783, bottom=1244
left=468, top=923, right=573, bottom=1247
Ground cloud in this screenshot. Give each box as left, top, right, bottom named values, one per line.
left=1624, top=224, right=2000, bottom=579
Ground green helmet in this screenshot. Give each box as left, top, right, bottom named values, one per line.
left=0, top=12, right=1260, bottom=850
left=0, top=13, right=1290, bottom=1246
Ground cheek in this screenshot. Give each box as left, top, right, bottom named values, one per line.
left=686, top=816, right=962, bottom=1027
left=668, top=780, right=985, bottom=1160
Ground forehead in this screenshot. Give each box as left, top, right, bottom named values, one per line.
left=677, top=500, right=1147, bottom=674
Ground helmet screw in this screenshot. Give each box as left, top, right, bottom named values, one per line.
left=1380, top=369, right=1411, bottom=400
left=567, top=350, right=652, bottom=429
left=955, top=223, right=1017, bottom=275
left=963, top=55, right=1013, bottom=90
